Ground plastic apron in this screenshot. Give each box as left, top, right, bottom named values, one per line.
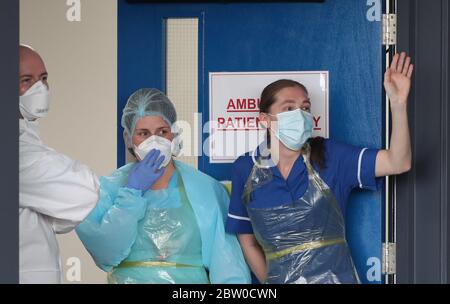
left=108, top=170, right=209, bottom=284
left=243, top=144, right=360, bottom=284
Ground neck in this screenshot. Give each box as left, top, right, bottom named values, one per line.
left=151, top=160, right=175, bottom=190
left=270, top=134, right=301, bottom=180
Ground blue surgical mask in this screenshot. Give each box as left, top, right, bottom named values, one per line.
left=270, top=109, right=313, bottom=151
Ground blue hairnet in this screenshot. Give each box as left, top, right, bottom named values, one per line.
left=121, top=88, right=177, bottom=140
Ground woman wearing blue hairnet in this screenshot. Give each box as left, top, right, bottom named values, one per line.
left=76, top=88, right=250, bottom=284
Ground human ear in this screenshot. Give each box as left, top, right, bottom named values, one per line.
left=259, top=112, right=271, bottom=130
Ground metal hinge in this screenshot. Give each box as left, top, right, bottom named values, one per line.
left=382, top=14, right=397, bottom=45
left=382, top=242, right=396, bottom=274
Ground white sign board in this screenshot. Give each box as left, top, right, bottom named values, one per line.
left=209, top=71, right=329, bottom=163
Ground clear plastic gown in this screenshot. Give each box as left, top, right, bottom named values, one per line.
left=244, top=144, right=360, bottom=284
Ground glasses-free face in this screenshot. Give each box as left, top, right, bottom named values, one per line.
left=260, top=86, right=311, bottom=129
left=132, top=115, right=174, bottom=147
left=19, top=47, right=49, bottom=95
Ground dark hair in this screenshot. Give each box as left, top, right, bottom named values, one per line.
left=260, top=79, right=326, bottom=169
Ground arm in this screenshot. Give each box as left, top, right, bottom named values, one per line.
left=19, top=150, right=99, bottom=233
left=76, top=185, right=147, bottom=272
left=207, top=183, right=251, bottom=284
left=77, top=151, right=165, bottom=271
left=238, top=234, right=267, bottom=283
left=376, top=52, right=414, bottom=177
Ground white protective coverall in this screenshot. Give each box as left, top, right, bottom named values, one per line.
left=19, top=119, right=99, bottom=283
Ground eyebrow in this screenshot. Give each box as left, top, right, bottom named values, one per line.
left=135, top=126, right=169, bottom=132
left=280, top=99, right=297, bottom=105
left=20, top=72, right=48, bottom=79
left=280, top=99, right=311, bottom=106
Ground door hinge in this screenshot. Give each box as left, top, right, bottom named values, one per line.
left=382, top=242, right=396, bottom=275
left=382, top=14, right=397, bottom=46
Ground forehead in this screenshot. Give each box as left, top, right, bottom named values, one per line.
left=135, top=115, right=169, bottom=130
left=274, top=86, right=308, bottom=102
left=19, top=50, right=47, bottom=76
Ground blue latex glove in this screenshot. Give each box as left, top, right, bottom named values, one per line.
left=126, top=149, right=166, bottom=192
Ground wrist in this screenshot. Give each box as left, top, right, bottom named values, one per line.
left=122, top=185, right=144, bottom=197
left=390, top=101, right=408, bottom=112
left=125, top=181, right=144, bottom=193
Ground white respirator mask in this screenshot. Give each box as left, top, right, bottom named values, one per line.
left=19, top=80, right=51, bottom=121
left=133, top=124, right=183, bottom=168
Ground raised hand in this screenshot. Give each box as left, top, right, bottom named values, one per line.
left=384, top=52, right=414, bottom=107
left=126, top=149, right=165, bottom=192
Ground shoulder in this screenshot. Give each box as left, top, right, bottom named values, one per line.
left=175, top=160, right=214, bottom=182
left=19, top=137, right=57, bottom=171
left=323, top=138, right=365, bottom=160
left=232, top=152, right=255, bottom=179
left=233, top=152, right=254, bottom=167
left=175, top=160, right=225, bottom=192
left=323, top=138, right=351, bottom=151
left=19, top=141, right=88, bottom=178
left=321, top=138, right=380, bottom=176
left=175, top=161, right=230, bottom=216
left=100, top=163, right=135, bottom=189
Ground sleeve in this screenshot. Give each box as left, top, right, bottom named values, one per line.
left=208, top=182, right=251, bottom=284
left=19, top=150, right=100, bottom=233
left=225, top=159, right=254, bottom=234
left=330, top=140, right=381, bottom=192
left=75, top=184, right=147, bottom=272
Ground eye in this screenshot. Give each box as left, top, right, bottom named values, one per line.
left=286, top=106, right=295, bottom=111
left=21, top=78, right=31, bottom=84
left=157, top=129, right=169, bottom=136
left=301, top=106, right=311, bottom=112
left=138, top=131, right=150, bottom=137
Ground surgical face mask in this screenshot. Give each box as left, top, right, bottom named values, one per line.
left=271, top=109, right=313, bottom=151
left=19, top=80, right=50, bottom=120
left=134, top=135, right=173, bottom=168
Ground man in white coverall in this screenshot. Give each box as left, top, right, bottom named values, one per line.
left=19, top=45, right=100, bottom=283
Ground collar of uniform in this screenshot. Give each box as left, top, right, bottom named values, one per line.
left=269, top=153, right=306, bottom=182
left=254, top=142, right=306, bottom=181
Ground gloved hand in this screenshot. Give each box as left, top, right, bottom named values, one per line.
left=126, top=149, right=166, bottom=192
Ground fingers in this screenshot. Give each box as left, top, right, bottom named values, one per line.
left=391, top=53, right=399, bottom=71
left=150, top=155, right=166, bottom=178
left=142, top=149, right=156, bottom=165
left=407, top=64, right=414, bottom=78
left=396, top=52, right=406, bottom=72
left=384, top=68, right=392, bottom=83
left=390, top=52, right=413, bottom=78
left=143, top=149, right=159, bottom=166
left=402, top=56, right=411, bottom=75
left=153, top=155, right=166, bottom=170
